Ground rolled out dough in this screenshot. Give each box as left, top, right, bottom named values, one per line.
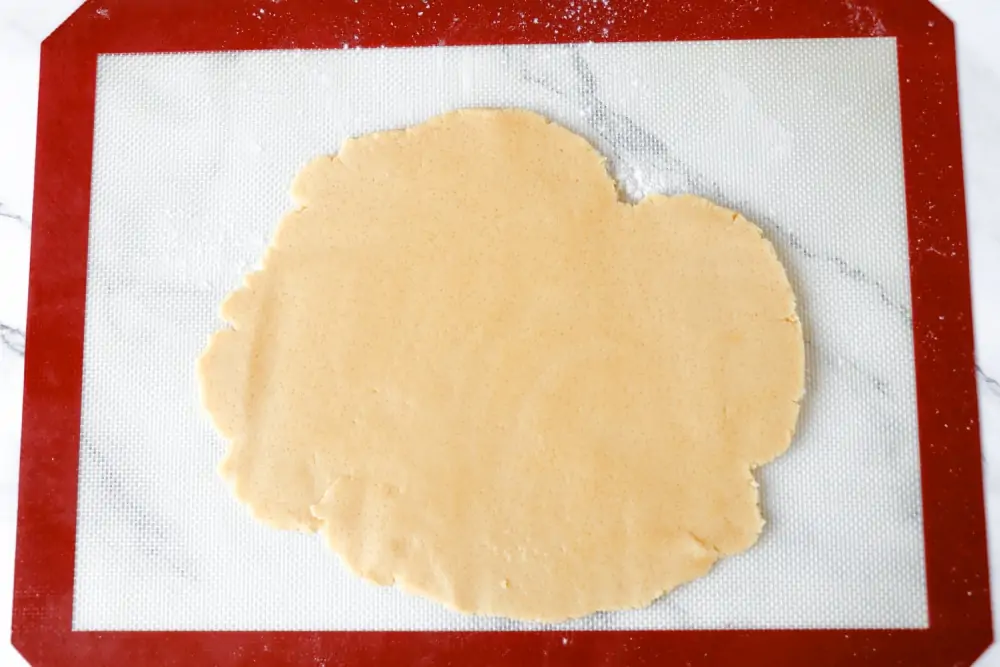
left=198, top=108, right=804, bottom=622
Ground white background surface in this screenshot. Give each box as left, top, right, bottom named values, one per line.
left=1, top=0, right=999, bottom=664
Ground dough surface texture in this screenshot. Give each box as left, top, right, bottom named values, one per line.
left=198, top=108, right=804, bottom=621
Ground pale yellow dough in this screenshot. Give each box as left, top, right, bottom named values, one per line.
left=198, top=109, right=804, bottom=622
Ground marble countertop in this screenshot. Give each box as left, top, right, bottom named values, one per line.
left=1, top=1, right=998, bottom=664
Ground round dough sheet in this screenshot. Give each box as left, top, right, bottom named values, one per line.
left=198, top=108, right=804, bottom=622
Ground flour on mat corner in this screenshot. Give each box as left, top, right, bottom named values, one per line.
left=95, top=7, right=109, bottom=17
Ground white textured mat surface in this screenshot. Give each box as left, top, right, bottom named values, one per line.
left=74, top=38, right=926, bottom=630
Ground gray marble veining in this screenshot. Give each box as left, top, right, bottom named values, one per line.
left=0, top=324, right=24, bottom=357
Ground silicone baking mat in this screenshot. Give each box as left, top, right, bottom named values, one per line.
left=75, top=39, right=924, bottom=633
left=13, top=0, right=990, bottom=665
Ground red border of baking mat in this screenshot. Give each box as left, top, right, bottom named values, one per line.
left=12, top=0, right=991, bottom=665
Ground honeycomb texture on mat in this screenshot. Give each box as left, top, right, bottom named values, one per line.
left=74, top=38, right=926, bottom=630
